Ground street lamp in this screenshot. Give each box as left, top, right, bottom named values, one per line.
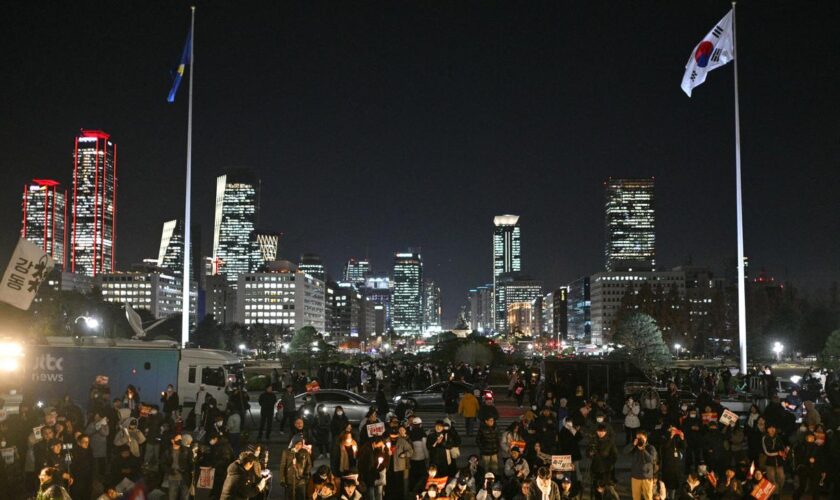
left=238, top=343, right=246, bottom=357
left=74, top=315, right=101, bottom=334
left=773, top=342, right=784, bottom=361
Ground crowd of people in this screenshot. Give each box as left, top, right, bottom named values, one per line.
left=0, top=378, right=267, bottom=500
left=5, top=361, right=840, bottom=499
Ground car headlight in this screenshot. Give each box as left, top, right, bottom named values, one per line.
left=394, top=395, right=402, bottom=402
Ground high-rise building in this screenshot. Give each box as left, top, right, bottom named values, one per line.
left=361, top=277, right=393, bottom=331
left=157, top=220, right=184, bottom=275
left=423, top=279, right=442, bottom=334
left=541, top=288, right=569, bottom=340
left=507, top=302, right=535, bottom=337
left=392, top=251, right=423, bottom=336
left=605, top=178, right=655, bottom=272
left=71, top=130, right=117, bottom=277
left=493, top=215, right=522, bottom=332
left=343, top=258, right=371, bottom=284
left=237, top=261, right=325, bottom=331
left=327, top=281, right=362, bottom=338
left=468, top=284, right=494, bottom=333
left=99, top=267, right=197, bottom=321
left=589, top=270, right=685, bottom=345
left=496, top=273, right=542, bottom=334
left=298, top=253, right=326, bottom=282
left=21, top=179, right=67, bottom=268
left=254, top=230, right=281, bottom=266
left=566, top=277, right=591, bottom=343
left=212, top=169, right=260, bottom=288
left=359, top=298, right=379, bottom=338
left=205, top=274, right=235, bottom=324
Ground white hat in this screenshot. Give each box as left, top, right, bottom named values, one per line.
left=412, top=417, right=422, bottom=425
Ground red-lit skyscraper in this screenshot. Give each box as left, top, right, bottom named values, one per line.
left=21, top=179, right=67, bottom=268
left=71, top=129, right=117, bottom=277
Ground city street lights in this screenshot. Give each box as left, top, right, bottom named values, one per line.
left=674, top=343, right=682, bottom=359
left=238, top=343, right=246, bottom=357
left=773, top=342, right=784, bottom=361
left=74, top=315, right=101, bottom=335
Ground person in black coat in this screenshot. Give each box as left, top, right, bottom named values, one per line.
left=220, top=451, right=268, bottom=500
left=659, top=426, right=686, bottom=497
left=69, top=434, right=94, bottom=500
left=426, top=420, right=452, bottom=473
left=257, top=385, right=278, bottom=440
left=331, top=406, right=350, bottom=443
left=110, top=444, right=142, bottom=485
left=701, top=422, right=727, bottom=476
left=376, top=387, right=389, bottom=417
left=161, top=384, right=180, bottom=419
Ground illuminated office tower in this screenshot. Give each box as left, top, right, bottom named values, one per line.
left=493, top=215, right=521, bottom=332
left=468, top=284, right=494, bottom=333
left=212, top=169, right=260, bottom=288
left=496, top=273, right=542, bottom=334
left=361, top=276, right=393, bottom=331
left=157, top=220, right=184, bottom=275
left=392, top=251, right=423, bottom=336
left=21, top=179, right=67, bottom=268
left=605, top=178, right=655, bottom=271
left=343, top=258, right=371, bottom=284
left=423, top=279, right=442, bottom=334
left=71, top=130, right=117, bottom=277
left=298, top=253, right=326, bottom=282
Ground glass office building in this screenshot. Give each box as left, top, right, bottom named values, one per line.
left=71, top=130, right=117, bottom=277
left=392, top=251, right=423, bottom=335
left=493, top=215, right=522, bottom=332
left=213, top=169, right=260, bottom=288
left=605, top=178, right=655, bottom=272
left=22, top=179, right=66, bottom=268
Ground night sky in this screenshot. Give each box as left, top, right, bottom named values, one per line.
left=1, top=1, right=837, bottom=326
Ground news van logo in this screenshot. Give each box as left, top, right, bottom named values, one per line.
left=31, top=354, right=64, bottom=382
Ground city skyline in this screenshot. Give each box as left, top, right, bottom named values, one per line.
left=1, top=2, right=837, bottom=326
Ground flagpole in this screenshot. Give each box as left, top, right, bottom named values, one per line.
left=181, top=5, right=196, bottom=347
left=731, top=1, right=748, bottom=375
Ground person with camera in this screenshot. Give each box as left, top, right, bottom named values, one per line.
left=626, top=430, right=657, bottom=500
left=220, top=451, right=269, bottom=500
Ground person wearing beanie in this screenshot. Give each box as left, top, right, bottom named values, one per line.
left=278, top=435, right=312, bottom=500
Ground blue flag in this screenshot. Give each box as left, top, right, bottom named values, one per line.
left=167, top=29, right=191, bottom=103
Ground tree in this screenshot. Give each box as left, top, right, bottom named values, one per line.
left=612, top=313, right=672, bottom=375
left=287, top=327, right=335, bottom=372
left=192, top=315, right=223, bottom=349
left=454, top=342, right=494, bottom=365
left=820, top=329, right=840, bottom=369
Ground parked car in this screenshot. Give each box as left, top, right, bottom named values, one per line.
left=393, top=381, right=493, bottom=411
left=274, top=389, right=375, bottom=424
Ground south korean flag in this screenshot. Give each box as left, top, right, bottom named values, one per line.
left=681, top=9, right=735, bottom=97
